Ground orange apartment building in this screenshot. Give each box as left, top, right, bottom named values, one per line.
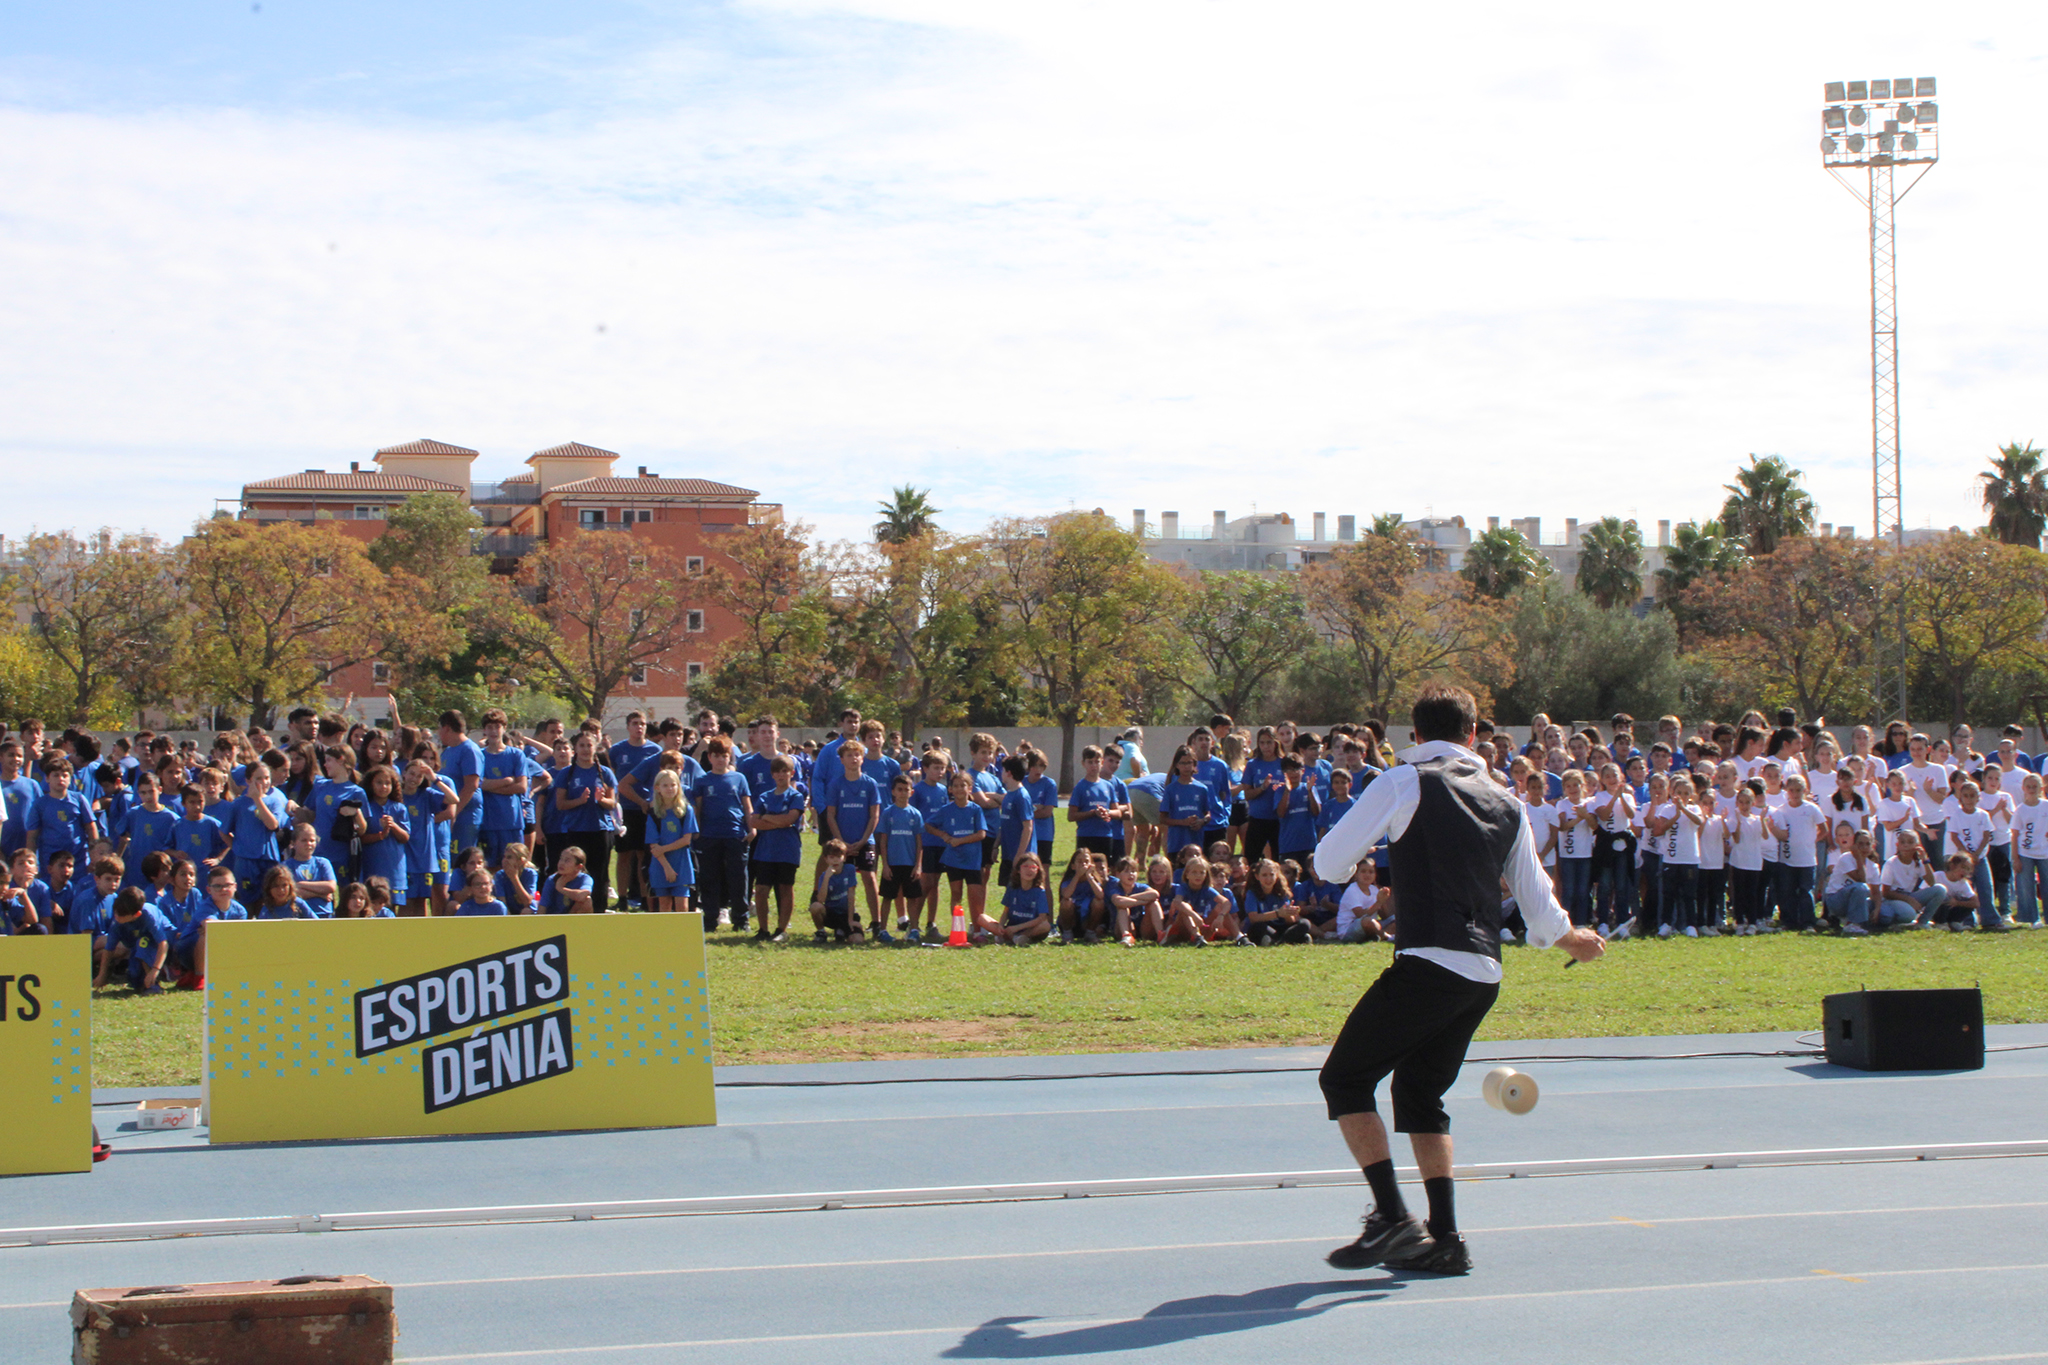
left=236, top=439, right=781, bottom=719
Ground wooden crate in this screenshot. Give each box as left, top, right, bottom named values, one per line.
left=71, top=1275, right=394, bottom=1364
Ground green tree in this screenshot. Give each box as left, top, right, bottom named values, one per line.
left=984, top=513, right=1185, bottom=785
left=1721, top=454, right=1817, bottom=556
left=0, top=624, right=77, bottom=723
left=1300, top=537, right=1513, bottom=720
left=874, top=486, right=942, bottom=544
left=696, top=519, right=838, bottom=723
left=11, top=530, right=186, bottom=724
left=1896, top=537, right=2048, bottom=726
left=1574, top=517, right=1643, bottom=610
left=497, top=530, right=700, bottom=720
left=853, top=532, right=990, bottom=741
left=1678, top=537, right=1880, bottom=723
left=367, top=494, right=515, bottom=719
left=1367, top=512, right=1407, bottom=540
left=1177, top=571, right=1309, bottom=717
left=1980, top=442, right=2048, bottom=549
left=1655, top=519, right=1747, bottom=600
left=1460, top=526, right=1549, bottom=599
left=1488, top=581, right=1697, bottom=724
left=182, top=518, right=442, bottom=729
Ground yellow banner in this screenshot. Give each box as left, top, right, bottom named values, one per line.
left=204, top=915, right=716, bottom=1143
left=0, top=935, right=92, bottom=1175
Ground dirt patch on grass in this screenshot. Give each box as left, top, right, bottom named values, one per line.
left=738, top=1016, right=1039, bottom=1062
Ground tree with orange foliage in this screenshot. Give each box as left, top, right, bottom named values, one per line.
left=496, top=529, right=698, bottom=720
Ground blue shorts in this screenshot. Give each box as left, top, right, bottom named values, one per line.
left=481, top=828, right=521, bottom=868
left=649, top=860, right=695, bottom=895
left=452, top=811, right=482, bottom=854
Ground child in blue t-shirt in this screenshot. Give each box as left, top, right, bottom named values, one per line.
left=931, top=772, right=989, bottom=922
left=172, top=865, right=247, bottom=987
left=95, top=887, right=174, bottom=993
left=748, top=756, right=807, bottom=941
left=1168, top=856, right=1238, bottom=945
left=401, top=759, right=449, bottom=916
left=876, top=775, right=926, bottom=944
left=539, top=847, right=594, bottom=914
left=1318, top=768, right=1356, bottom=844
left=172, top=786, right=230, bottom=872
left=647, top=770, right=699, bottom=913
left=1057, top=850, right=1102, bottom=941
left=1024, top=754, right=1059, bottom=868
left=975, top=850, right=1052, bottom=945
left=156, top=856, right=205, bottom=941
left=116, top=770, right=181, bottom=889
left=1275, top=756, right=1321, bottom=861
left=494, top=841, right=540, bottom=915
left=453, top=867, right=509, bottom=916
left=1160, top=746, right=1216, bottom=857
left=2, top=848, right=52, bottom=934
left=808, top=839, right=863, bottom=943
left=283, top=822, right=339, bottom=917
left=357, top=766, right=411, bottom=903
left=1067, top=745, right=1122, bottom=858
left=26, top=759, right=98, bottom=866
left=1241, top=858, right=1308, bottom=945
left=997, top=758, right=1035, bottom=886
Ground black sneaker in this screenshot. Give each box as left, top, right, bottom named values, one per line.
left=1326, top=1212, right=1430, bottom=1270
left=752, top=927, right=772, bottom=942
left=1385, top=1230, right=1472, bottom=1275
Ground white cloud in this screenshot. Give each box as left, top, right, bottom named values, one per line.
left=1, top=1, right=2042, bottom=550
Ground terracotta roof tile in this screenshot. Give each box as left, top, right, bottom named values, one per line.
left=375, top=438, right=479, bottom=457
left=243, top=472, right=464, bottom=494
left=530, top=442, right=620, bottom=461
left=546, top=476, right=759, bottom=500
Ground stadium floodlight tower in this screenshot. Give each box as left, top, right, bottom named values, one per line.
left=1821, top=76, right=1938, bottom=724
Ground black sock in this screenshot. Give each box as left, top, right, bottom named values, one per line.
left=1424, top=1176, right=1457, bottom=1239
left=1363, top=1160, right=1406, bottom=1220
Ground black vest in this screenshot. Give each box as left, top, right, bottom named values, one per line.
left=1388, top=753, right=1524, bottom=961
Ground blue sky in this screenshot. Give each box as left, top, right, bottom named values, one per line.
left=4, top=2, right=2045, bottom=549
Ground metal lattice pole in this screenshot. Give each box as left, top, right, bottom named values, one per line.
left=1822, top=76, right=1936, bottom=727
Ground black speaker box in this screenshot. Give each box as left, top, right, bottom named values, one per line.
left=1823, top=988, right=1984, bottom=1071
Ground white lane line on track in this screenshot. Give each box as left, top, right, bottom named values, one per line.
left=5, top=1198, right=2045, bottom=1307
left=391, top=1262, right=2048, bottom=1360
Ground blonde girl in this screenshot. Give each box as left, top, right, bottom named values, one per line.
left=495, top=840, right=538, bottom=914
left=976, top=850, right=1051, bottom=944
left=647, top=769, right=698, bottom=913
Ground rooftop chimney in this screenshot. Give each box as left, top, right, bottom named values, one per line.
left=1657, top=519, right=1670, bottom=547
left=1213, top=510, right=1227, bottom=538
left=1133, top=508, right=1146, bottom=537
left=1313, top=511, right=1326, bottom=542
left=1337, top=514, right=1355, bottom=541
left=350, top=461, right=360, bottom=472
left=1566, top=517, right=1580, bottom=545
left=1162, top=511, right=1180, bottom=539
left=1487, top=516, right=1499, bottom=532
left=638, top=465, right=652, bottom=478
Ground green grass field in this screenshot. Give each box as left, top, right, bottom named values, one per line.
left=90, top=931, right=2048, bottom=1088
left=81, top=819, right=2048, bottom=1088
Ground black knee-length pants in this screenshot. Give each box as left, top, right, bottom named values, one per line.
left=1319, top=953, right=1500, bottom=1134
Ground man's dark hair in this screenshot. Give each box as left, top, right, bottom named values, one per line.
left=1776, top=706, right=1799, bottom=728
left=288, top=706, right=317, bottom=724
left=73, top=734, right=101, bottom=763
left=1207, top=712, right=1233, bottom=728
left=1609, top=713, right=1633, bottom=731
left=1411, top=684, right=1478, bottom=744
left=438, top=710, right=467, bottom=734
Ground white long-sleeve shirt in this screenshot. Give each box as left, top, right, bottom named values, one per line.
left=1314, top=740, right=1574, bottom=983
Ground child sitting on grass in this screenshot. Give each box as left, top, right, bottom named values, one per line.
left=94, top=886, right=173, bottom=993
left=454, top=866, right=509, bottom=915
left=976, top=850, right=1051, bottom=945
left=1105, top=856, right=1161, bottom=946
left=810, top=839, right=864, bottom=944
left=1167, top=855, right=1238, bottom=945
left=1334, top=860, right=1389, bottom=942
left=1058, top=850, right=1105, bottom=943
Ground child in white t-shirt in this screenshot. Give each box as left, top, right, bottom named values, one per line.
left=1937, top=852, right=1991, bottom=932
left=1822, top=823, right=1874, bottom=934
left=1334, top=861, right=1389, bottom=943
left=2013, top=773, right=2048, bottom=927
left=1977, top=765, right=2015, bottom=919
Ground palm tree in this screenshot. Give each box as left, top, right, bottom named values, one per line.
left=1720, top=454, right=1817, bottom=556
left=1655, top=519, right=1747, bottom=598
left=1981, top=442, right=2048, bottom=548
left=874, top=486, right=941, bottom=544
left=1575, top=516, right=1644, bottom=611
left=1460, top=526, right=1548, bottom=598
left=1367, top=512, right=1446, bottom=569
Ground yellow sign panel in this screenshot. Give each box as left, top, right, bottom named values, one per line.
left=0, top=935, right=92, bottom=1175
left=204, top=915, right=716, bottom=1143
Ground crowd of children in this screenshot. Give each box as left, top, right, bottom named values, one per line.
left=0, top=703, right=2035, bottom=991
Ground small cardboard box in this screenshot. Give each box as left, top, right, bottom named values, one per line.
left=133, top=1098, right=201, bottom=1131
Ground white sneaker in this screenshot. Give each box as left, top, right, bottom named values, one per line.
left=1843, top=924, right=1870, bottom=936
left=1700, top=925, right=1720, bottom=937
left=1682, top=926, right=1698, bottom=937
left=715, top=911, right=732, bottom=929
left=1657, top=924, right=1674, bottom=939
left=1611, top=922, right=1631, bottom=941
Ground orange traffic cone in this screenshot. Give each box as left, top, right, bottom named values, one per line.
left=948, top=904, right=970, bottom=947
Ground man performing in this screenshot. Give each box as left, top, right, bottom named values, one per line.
left=1313, top=684, right=1604, bottom=1275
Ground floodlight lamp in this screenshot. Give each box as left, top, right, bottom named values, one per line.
left=1826, top=80, right=1846, bottom=102
left=1849, top=106, right=1866, bottom=126
left=1848, top=80, right=1868, bottom=100
left=1897, top=104, right=1916, bottom=123
left=1821, top=135, right=1839, bottom=153
left=1916, top=77, right=1936, bottom=97
left=1919, top=102, right=1937, bottom=122
left=1846, top=133, right=1865, bottom=153
left=1893, top=78, right=1913, bottom=100
left=1877, top=132, right=1895, bottom=152
left=1901, top=132, right=1919, bottom=152
left=1872, top=79, right=1891, bottom=99
left=1824, top=107, right=1847, bottom=129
